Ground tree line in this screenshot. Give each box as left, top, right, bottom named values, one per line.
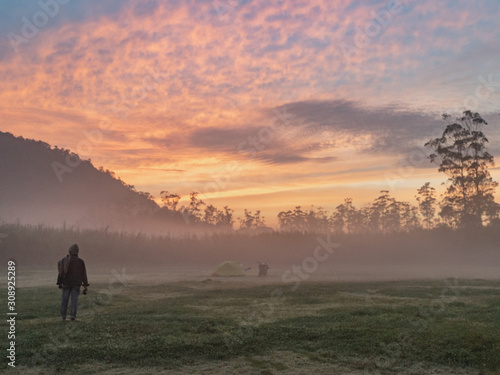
left=155, top=111, right=499, bottom=233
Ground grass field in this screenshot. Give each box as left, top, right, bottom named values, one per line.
left=3, top=276, right=500, bottom=374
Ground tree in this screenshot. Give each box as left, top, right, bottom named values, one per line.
left=399, top=202, right=421, bottom=231
left=331, top=199, right=350, bottom=234
left=187, top=192, right=205, bottom=222
left=277, top=209, right=294, bottom=231
left=425, top=111, right=499, bottom=228
left=202, top=204, right=234, bottom=229
left=277, top=206, right=306, bottom=232
left=278, top=206, right=329, bottom=233
left=215, top=206, right=234, bottom=228
left=306, top=206, right=330, bottom=233
left=160, top=191, right=181, bottom=211
left=368, top=190, right=395, bottom=233
left=363, top=191, right=420, bottom=233
left=203, top=204, right=219, bottom=226
left=331, top=198, right=362, bottom=233
left=415, top=182, right=436, bottom=229
left=239, top=209, right=266, bottom=229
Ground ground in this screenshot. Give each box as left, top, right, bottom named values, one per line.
left=2, top=266, right=499, bottom=374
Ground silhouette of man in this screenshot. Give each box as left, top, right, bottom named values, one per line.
left=258, top=262, right=269, bottom=277
left=57, top=244, right=89, bottom=321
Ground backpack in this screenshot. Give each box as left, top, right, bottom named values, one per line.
left=57, top=255, right=71, bottom=284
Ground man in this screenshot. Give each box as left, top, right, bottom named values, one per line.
left=57, top=244, right=89, bottom=321
left=258, top=261, right=269, bottom=277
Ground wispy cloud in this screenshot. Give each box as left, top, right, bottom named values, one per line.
left=1, top=0, right=499, bottom=213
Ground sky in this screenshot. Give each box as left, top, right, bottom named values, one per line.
left=1, top=0, right=500, bottom=226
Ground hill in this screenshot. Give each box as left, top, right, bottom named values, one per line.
left=0, top=131, right=159, bottom=230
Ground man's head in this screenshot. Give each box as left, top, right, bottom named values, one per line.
left=69, top=244, right=79, bottom=256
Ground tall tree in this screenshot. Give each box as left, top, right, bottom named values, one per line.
left=400, top=202, right=421, bottom=231
left=332, top=198, right=363, bottom=234
left=277, top=206, right=306, bottom=232
left=331, top=199, right=350, bottom=234
left=415, top=182, right=436, bottom=229
left=425, top=111, right=499, bottom=228
left=305, top=206, right=330, bottom=233
left=368, top=190, right=395, bottom=233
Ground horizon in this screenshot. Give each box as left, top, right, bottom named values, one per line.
left=1, top=0, right=500, bottom=228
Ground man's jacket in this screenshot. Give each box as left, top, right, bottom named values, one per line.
left=57, top=255, right=89, bottom=287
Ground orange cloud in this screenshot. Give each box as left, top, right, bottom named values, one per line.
left=1, top=0, right=499, bottom=223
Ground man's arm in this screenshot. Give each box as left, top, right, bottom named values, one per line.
left=57, top=259, right=63, bottom=287
left=81, top=260, right=89, bottom=287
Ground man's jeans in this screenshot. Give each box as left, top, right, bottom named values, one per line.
left=61, top=286, right=80, bottom=320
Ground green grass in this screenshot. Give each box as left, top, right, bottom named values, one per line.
left=2, top=279, right=500, bottom=374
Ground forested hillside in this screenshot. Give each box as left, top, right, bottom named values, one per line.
left=0, top=131, right=158, bottom=230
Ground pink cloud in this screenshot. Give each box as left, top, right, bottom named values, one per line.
left=1, top=0, right=499, bottom=214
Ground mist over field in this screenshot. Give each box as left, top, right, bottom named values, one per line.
left=1, top=130, right=500, bottom=284
left=2, top=223, right=500, bottom=287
